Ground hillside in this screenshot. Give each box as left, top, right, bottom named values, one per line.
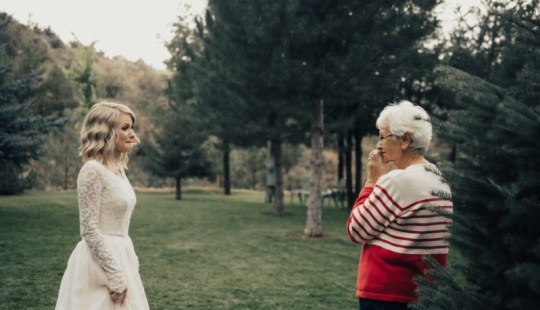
left=1, top=12, right=171, bottom=189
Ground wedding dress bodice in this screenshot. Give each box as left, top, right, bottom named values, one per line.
left=77, top=160, right=137, bottom=293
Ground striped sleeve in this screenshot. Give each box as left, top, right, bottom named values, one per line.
left=347, top=175, right=403, bottom=244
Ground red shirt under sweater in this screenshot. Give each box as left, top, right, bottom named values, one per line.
left=346, top=164, right=453, bottom=303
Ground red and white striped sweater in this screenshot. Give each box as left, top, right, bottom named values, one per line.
left=347, top=164, right=453, bottom=303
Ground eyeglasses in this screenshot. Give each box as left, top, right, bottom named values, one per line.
left=378, top=134, right=395, bottom=142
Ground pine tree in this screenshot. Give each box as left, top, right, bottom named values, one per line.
left=327, top=0, right=440, bottom=207
left=283, top=0, right=439, bottom=235
left=68, top=41, right=98, bottom=108
left=0, top=17, right=64, bottom=194
left=200, top=0, right=439, bottom=229
left=190, top=12, right=262, bottom=197
left=35, top=121, right=81, bottom=190
left=198, top=1, right=306, bottom=215
left=35, top=64, right=79, bottom=116
left=413, top=3, right=540, bottom=308
left=144, top=103, right=212, bottom=200
left=151, top=18, right=212, bottom=199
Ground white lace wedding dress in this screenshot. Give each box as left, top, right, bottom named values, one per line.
left=56, top=160, right=149, bottom=310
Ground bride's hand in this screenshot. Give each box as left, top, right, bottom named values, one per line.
left=109, top=286, right=128, bottom=304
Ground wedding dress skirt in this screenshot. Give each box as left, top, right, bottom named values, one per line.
left=55, top=235, right=149, bottom=310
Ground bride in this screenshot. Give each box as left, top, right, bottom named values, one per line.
left=56, top=102, right=149, bottom=309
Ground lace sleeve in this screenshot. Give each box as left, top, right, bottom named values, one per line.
left=77, top=162, right=126, bottom=293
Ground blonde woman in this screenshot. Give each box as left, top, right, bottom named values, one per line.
left=56, top=102, right=149, bottom=310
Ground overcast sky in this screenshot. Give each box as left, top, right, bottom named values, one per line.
left=1, top=0, right=481, bottom=70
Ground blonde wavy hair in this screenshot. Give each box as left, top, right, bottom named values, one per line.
left=79, top=102, right=140, bottom=169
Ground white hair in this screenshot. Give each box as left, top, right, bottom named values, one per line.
left=375, top=100, right=432, bottom=155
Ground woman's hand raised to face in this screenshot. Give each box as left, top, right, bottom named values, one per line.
left=365, top=150, right=394, bottom=187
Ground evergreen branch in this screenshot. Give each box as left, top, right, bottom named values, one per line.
left=336, top=44, right=400, bottom=85
left=0, top=68, right=38, bottom=106
left=0, top=15, right=11, bottom=38
left=413, top=256, right=495, bottom=310
left=493, top=11, right=538, bottom=37
left=435, top=65, right=506, bottom=101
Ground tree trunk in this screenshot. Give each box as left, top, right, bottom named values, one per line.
left=216, top=174, right=222, bottom=188
left=337, top=134, right=344, bottom=181
left=304, top=98, right=324, bottom=237
left=450, top=144, right=457, bottom=163
left=63, top=148, right=69, bottom=190
left=354, top=128, right=362, bottom=197
left=272, top=138, right=284, bottom=216
left=266, top=110, right=279, bottom=204
left=345, top=130, right=354, bottom=209
left=251, top=168, right=257, bottom=190
left=223, top=139, right=231, bottom=195
left=265, top=140, right=275, bottom=203
left=175, top=176, right=182, bottom=200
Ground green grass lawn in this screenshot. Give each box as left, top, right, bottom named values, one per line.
left=0, top=190, right=463, bottom=309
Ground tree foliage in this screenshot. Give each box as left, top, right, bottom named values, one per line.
left=35, top=64, right=79, bottom=116
left=413, top=2, right=540, bottom=308
left=143, top=103, right=212, bottom=200
left=155, top=16, right=215, bottom=200
left=0, top=17, right=64, bottom=194
left=68, top=41, right=98, bottom=108
left=35, top=122, right=81, bottom=191
left=198, top=0, right=440, bottom=230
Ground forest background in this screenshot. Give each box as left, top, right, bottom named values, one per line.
left=1, top=0, right=540, bottom=309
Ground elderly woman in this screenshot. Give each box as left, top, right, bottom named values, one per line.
left=347, top=100, right=453, bottom=310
